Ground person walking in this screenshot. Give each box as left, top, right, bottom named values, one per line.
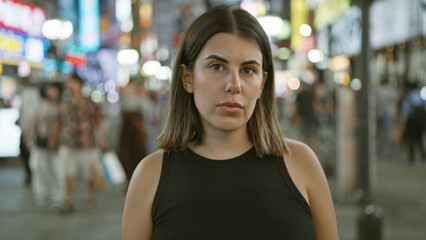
left=122, top=4, right=338, bottom=240
left=25, top=83, right=61, bottom=206
left=376, top=78, right=398, bottom=154
left=401, top=81, right=426, bottom=163
left=50, top=74, right=107, bottom=213
left=118, top=80, right=149, bottom=182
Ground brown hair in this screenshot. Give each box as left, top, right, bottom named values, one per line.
left=156, top=4, right=288, bottom=156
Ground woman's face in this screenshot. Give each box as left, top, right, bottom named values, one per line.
left=182, top=33, right=267, bottom=135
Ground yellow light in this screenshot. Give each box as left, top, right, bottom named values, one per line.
left=288, top=77, right=301, bottom=90
left=342, top=72, right=351, bottom=86
left=329, top=55, right=350, bottom=71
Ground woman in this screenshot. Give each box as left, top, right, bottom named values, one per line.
left=26, top=83, right=61, bottom=206
left=123, top=4, right=338, bottom=239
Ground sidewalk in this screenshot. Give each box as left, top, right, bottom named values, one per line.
left=1, top=143, right=425, bottom=239
left=331, top=143, right=426, bottom=240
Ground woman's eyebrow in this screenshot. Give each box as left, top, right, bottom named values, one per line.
left=204, top=55, right=228, bottom=63
left=204, top=55, right=260, bottom=66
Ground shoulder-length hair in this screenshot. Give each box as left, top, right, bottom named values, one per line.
left=156, top=4, right=288, bottom=156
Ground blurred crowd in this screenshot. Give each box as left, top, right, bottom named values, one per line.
left=8, top=73, right=167, bottom=213
left=1, top=70, right=425, bottom=214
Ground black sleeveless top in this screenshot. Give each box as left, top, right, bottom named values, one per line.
left=151, top=147, right=317, bottom=240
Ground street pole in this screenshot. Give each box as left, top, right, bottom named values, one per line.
left=355, top=0, right=383, bottom=239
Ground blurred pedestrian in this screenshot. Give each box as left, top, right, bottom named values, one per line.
left=25, top=83, right=61, bottom=206
left=50, top=74, right=107, bottom=213
left=118, top=80, right=148, bottom=182
left=295, top=82, right=320, bottom=152
left=17, top=77, right=41, bottom=186
left=376, top=78, right=398, bottom=154
left=122, top=4, right=337, bottom=239
left=401, top=81, right=426, bottom=163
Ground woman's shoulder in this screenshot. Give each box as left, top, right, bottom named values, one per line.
left=134, top=149, right=164, bottom=176
left=129, top=150, right=164, bottom=191
left=283, top=138, right=318, bottom=164
left=282, top=138, right=325, bottom=204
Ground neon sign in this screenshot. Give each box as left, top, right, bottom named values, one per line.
left=0, top=0, right=46, bottom=37
left=0, top=27, right=45, bottom=65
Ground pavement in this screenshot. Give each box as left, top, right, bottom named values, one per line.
left=1, top=142, right=426, bottom=240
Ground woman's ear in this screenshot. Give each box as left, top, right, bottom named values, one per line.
left=257, top=72, right=268, bottom=99
left=180, top=64, right=194, bottom=93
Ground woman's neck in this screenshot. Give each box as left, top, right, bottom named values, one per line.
left=190, top=126, right=253, bottom=160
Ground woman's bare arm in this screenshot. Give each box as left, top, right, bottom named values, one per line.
left=122, top=150, right=163, bottom=240
left=284, top=139, right=338, bottom=240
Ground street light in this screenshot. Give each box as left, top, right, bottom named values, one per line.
left=41, top=19, right=74, bottom=77
left=42, top=19, right=73, bottom=41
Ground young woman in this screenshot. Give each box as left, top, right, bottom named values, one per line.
left=122, top=4, right=338, bottom=240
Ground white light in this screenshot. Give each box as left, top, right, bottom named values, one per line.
left=105, top=80, right=116, bottom=92
left=91, top=90, right=104, bottom=103
left=299, top=24, right=312, bottom=37
left=142, top=61, right=161, bottom=76
left=420, top=86, right=426, bottom=100
left=288, top=77, right=301, bottom=90
left=350, top=78, right=362, bottom=91
left=118, top=66, right=130, bottom=87
left=157, top=48, right=169, bottom=61
left=117, top=49, right=139, bottom=65
left=308, top=49, right=324, bottom=63
left=42, top=19, right=73, bottom=40
left=116, top=0, right=132, bottom=22
left=60, top=21, right=74, bottom=40
left=155, top=66, right=172, bottom=81
left=82, top=85, right=92, bottom=98
left=18, top=61, right=31, bottom=78
left=24, top=38, right=44, bottom=63
left=96, top=83, right=105, bottom=92
left=257, top=16, right=284, bottom=37
left=120, top=20, right=133, bottom=33
left=140, top=39, right=158, bottom=55
left=107, top=90, right=119, bottom=103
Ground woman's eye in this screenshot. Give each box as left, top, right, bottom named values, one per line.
left=210, top=64, right=223, bottom=71
left=242, top=67, right=255, bottom=74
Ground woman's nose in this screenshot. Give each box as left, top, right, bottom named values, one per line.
left=225, top=70, right=241, bottom=94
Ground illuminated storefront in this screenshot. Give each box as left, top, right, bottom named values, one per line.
left=0, top=0, right=47, bottom=158
left=0, top=0, right=46, bottom=67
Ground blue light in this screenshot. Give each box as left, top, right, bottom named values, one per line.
left=79, top=0, right=100, bottom=52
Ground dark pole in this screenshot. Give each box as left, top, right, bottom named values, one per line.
left=356, top=0, right=373, bottom=204
left=355, top=0, right=383, bottom=239
left=131, top=0, right=141, bottom=52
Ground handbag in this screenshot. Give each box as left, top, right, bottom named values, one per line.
left=35, top=135, right=48, bottom=147
left=102, top=152, right=126, bottom=185
left=92, top=158, right=107, bottom=190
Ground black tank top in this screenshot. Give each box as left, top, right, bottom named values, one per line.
left=151, top=147, right=317, bottom=240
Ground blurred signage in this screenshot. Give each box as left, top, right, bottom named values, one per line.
left=291, top=0, right=308, bottom=51
left=0, top=27, right=45, bottom=65
left=79, top=0, right=100, bottom=52
left=65, top=44, right=87, bottom=67
left=314, top=0, right=350, bottom=29
left=58, top=0, right=78, bottom=43
left=0, top=0, right=46, bottom=65
left=0, top=0, right=46, bottom=38
left=370, top=0, right=425, bottom=49
left=330, top=6, right=362, bottom=57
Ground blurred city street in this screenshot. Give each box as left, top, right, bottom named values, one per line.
left=0, top=0, right=425, bottom=239
left=1, top=142, right=425, bottom=240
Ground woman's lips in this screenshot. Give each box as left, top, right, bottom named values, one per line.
left=218, top=102, right=243, bottom=113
